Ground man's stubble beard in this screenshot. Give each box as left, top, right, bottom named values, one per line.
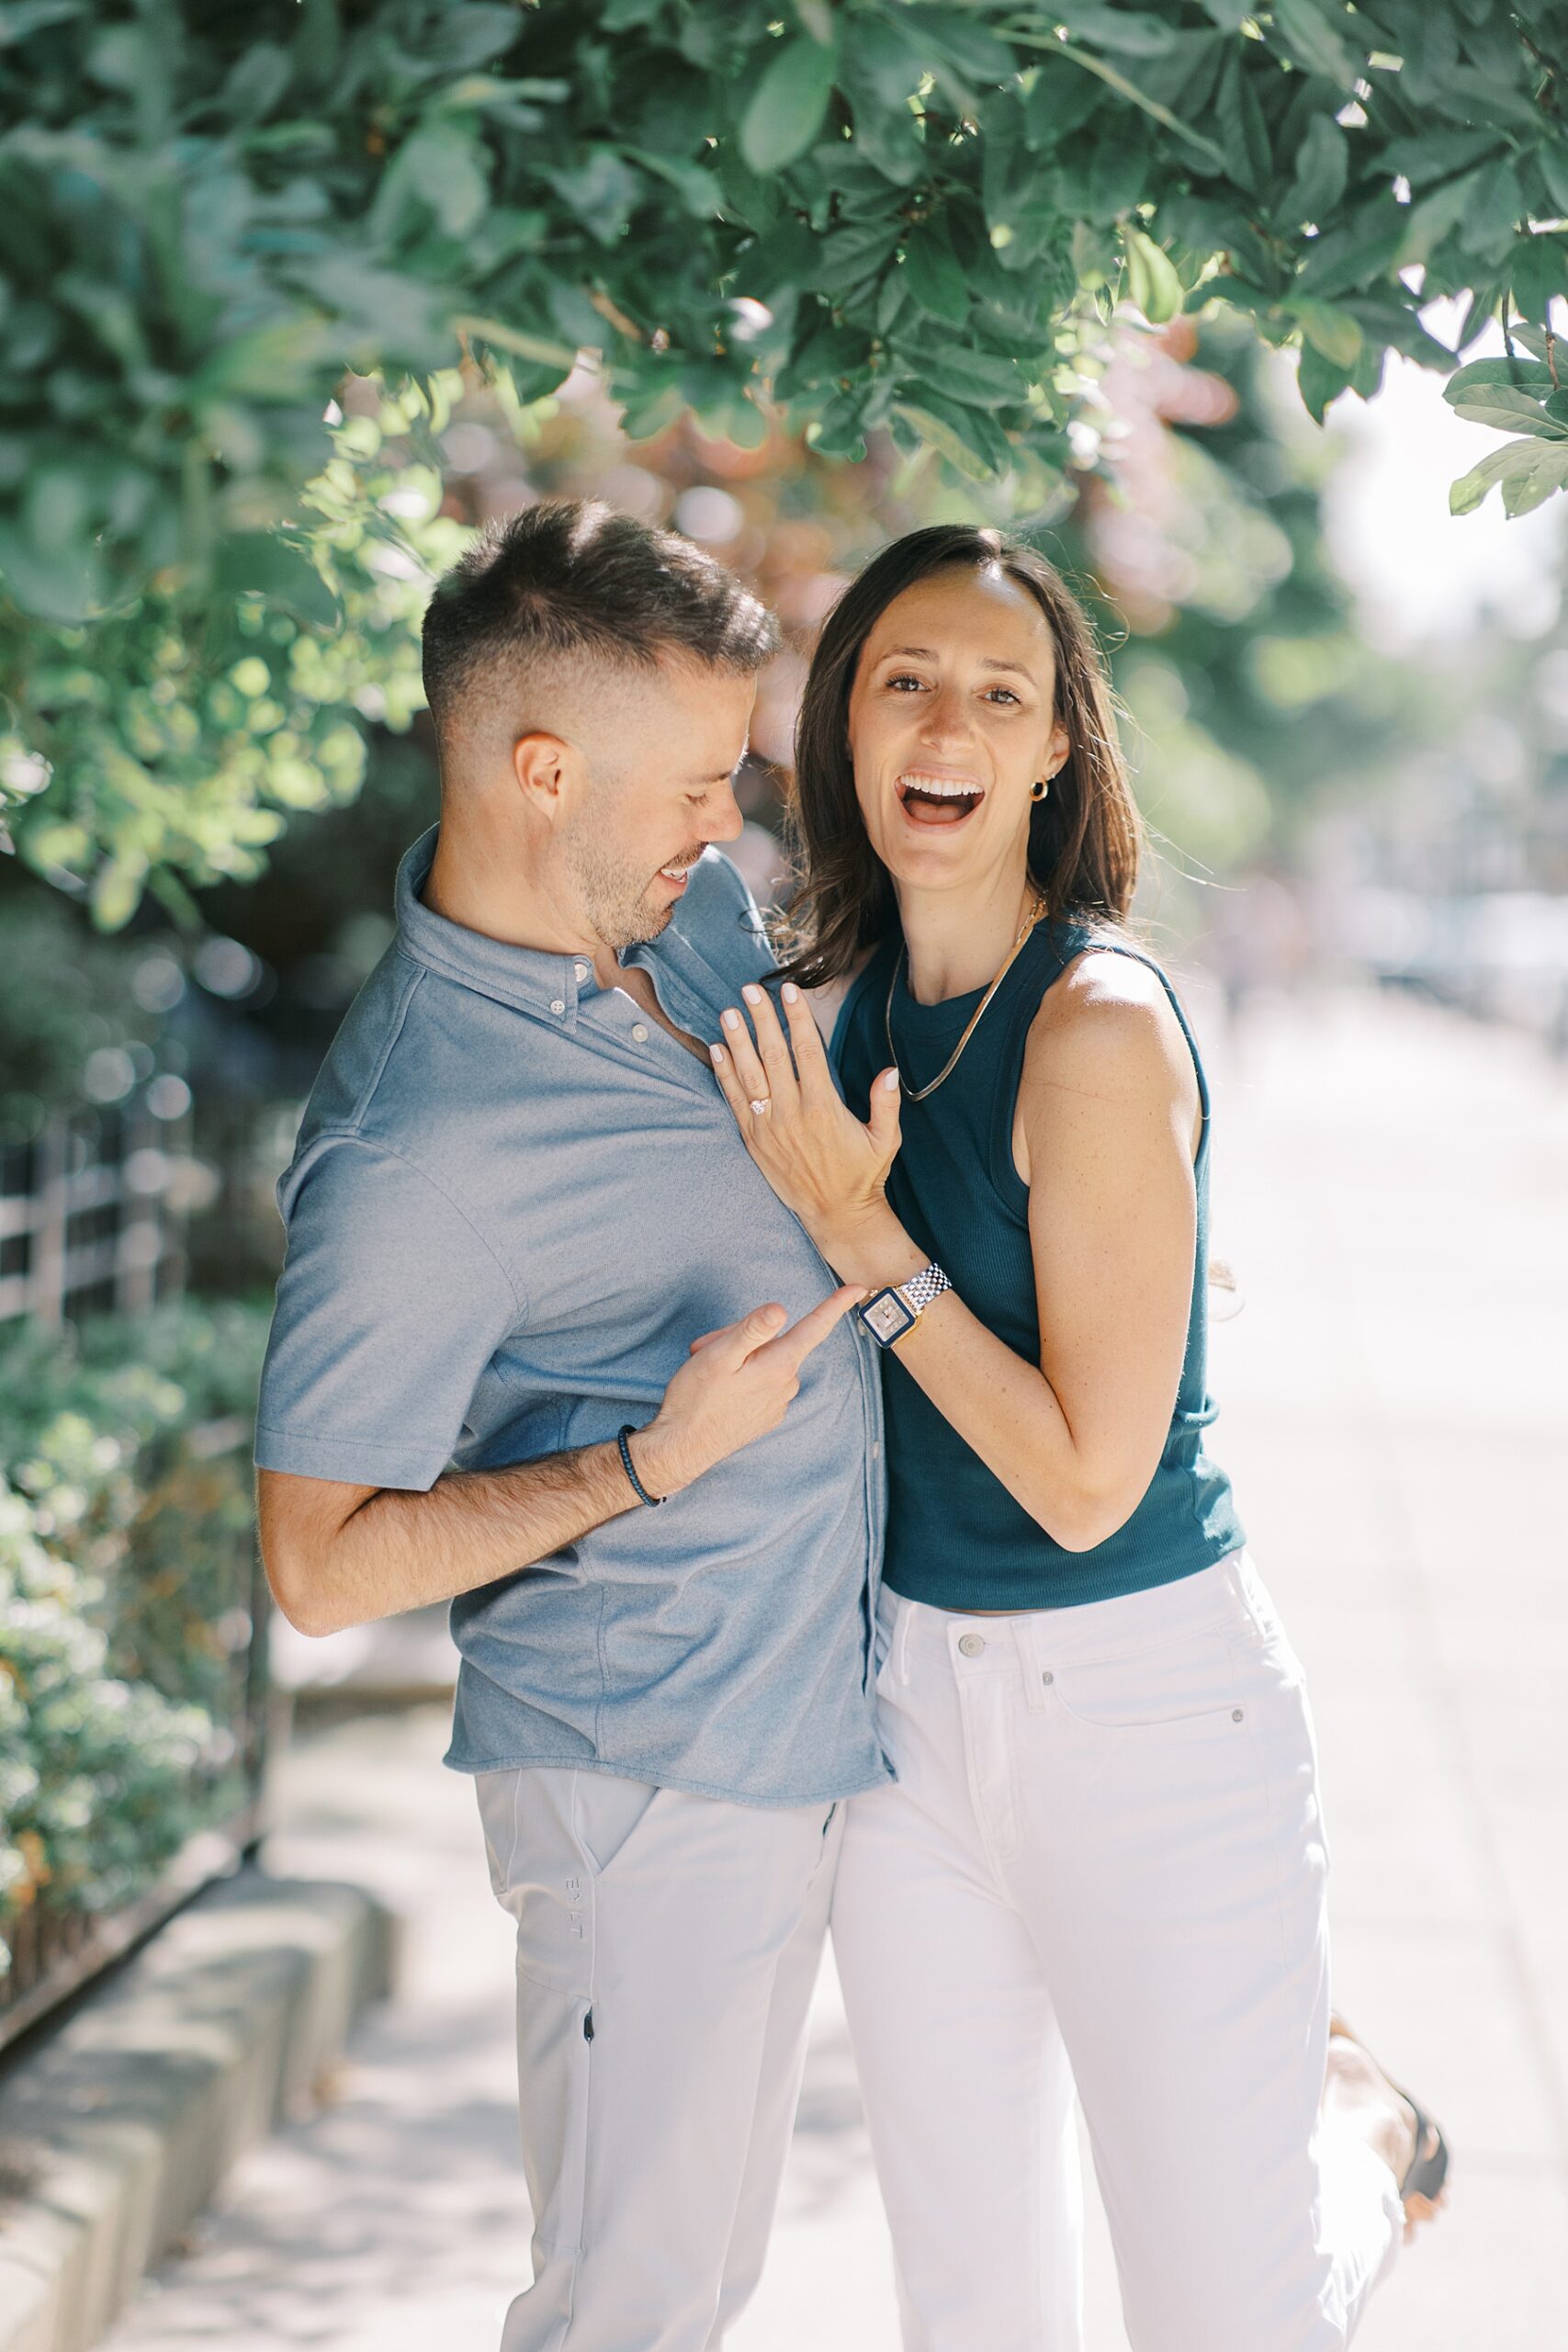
left=561, top=814, right=681, bottom=955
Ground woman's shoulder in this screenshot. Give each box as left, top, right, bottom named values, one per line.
left=1022, top=933, right=1196, bottom=1109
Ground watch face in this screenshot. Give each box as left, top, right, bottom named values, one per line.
left=861, top=1288, right=917, bottom=1345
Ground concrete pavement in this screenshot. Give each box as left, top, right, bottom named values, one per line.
left=97, top=986, right=1568, bottom=2350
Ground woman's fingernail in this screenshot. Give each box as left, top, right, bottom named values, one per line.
left=723, top=1008, right=741, bottom=1030
left=742, top=983, right=762, bottom=1004
left=783, top=981, right=799, bottom=1003
left=883, top=1069, right=900, bottom=1091
left=710, top=1043, right=725, bottom=1063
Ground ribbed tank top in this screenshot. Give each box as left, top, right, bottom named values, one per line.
left=833, top=917, right=1245, bottom=1611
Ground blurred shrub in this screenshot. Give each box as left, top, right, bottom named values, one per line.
left=0, top=1298, right=270, bottom=1970
left=0, top=891, right=172, bottom=1140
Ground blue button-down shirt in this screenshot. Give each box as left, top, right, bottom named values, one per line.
left=255, top=826, right=888, bottom=1806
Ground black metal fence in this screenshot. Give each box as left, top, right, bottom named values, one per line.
left=0, top=1098, right=273, bottom=2051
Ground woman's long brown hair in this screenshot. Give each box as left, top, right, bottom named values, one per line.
left=776, top=526, right=1142, bottom=989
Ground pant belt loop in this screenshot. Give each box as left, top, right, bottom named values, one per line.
left=1011, top=1614, right=1047, bottom=1709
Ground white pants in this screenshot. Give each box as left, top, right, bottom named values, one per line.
left=475, top=1765, right=841, bottom=2352
left=832, top=1554, right=1404, bottom=2352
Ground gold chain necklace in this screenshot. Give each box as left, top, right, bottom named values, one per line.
left=885, top=893, right=1048, bottom=1103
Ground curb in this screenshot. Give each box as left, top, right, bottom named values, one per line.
left=0, top=1870, right=397, bottom=2352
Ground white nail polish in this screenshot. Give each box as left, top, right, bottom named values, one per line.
left=743, top=984, right=762, bottom=1003
left=783, top=982, right=799, bottom=1002
left=723, top=1009, right=741, bottom=1029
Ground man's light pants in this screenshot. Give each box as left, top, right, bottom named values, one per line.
left=475, top=1765, right=841, bottom=2352
left=832, top=1555, right=1405, bottom=2352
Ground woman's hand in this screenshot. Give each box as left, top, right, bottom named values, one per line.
left=709, top=981, right=903, bottom=1261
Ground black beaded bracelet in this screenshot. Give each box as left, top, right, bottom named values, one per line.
left=617, top=1423, right=663, bottom=1508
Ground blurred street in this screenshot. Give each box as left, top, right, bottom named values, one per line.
left=99, top=983, right=1568, bottom=2352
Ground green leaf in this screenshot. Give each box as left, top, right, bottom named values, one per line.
left=1505, top=322, right=1560, bottom=363
left=816, top=218, right=902, bottom=295
left=1449, top=435, right=1568, bottom=516
left=1442, top=356, right=1553, bottom=401
left=901, top=219, right=970, bottom=326
left=1213, top=51, right=1271, bottom=197
left=1448, top=385, right=1568, bottom=438
left=1510, top=234, right=1568, bottom=325
left=919, top=7, right=1017, bottom=99
left=1539, top=144, right=1568, bottom=219
left=1288, top=297, right=1361, bottom=368
left=1053, top=44, right=1225, bottom=169
left=841, top=14, right=926, bottom=109
left=1059, top=6, right=1178, bottom=57
left=1285, top=115, right=1348, bottom=226
left=89, top=850, right=149, bottom=933
left=1123, top=227, right=1183, bottom=323
left=739, top=37, right=838, bottom=175
left=1454, top=158, right=1527, bottom=264
left=891, top=342, right=1026, bottom=407
left=369, top=118, right=491, bottom=243
left=1268, top=0, right=1358, bottom=86
left=553, top=145, right=643, bottom=245
left=1295, top=338, right=1353, bottom=423
left=213, top=533, right=342, bottom=628
left=891, top=398, right=1010, bottom=481
left=1294, top=199, right=1406, bottom=300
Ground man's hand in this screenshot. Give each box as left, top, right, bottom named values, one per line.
left=631, top=1284, right=864, bottom=1499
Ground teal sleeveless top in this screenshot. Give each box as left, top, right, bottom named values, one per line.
left=833, top=918, right=1245, bottom=1611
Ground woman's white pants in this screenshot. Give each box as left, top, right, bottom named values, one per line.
left=831, top=1553, right=1404, bottom=2352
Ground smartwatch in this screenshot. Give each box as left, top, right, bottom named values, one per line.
left=856, top=1261, right=953, bottom=1348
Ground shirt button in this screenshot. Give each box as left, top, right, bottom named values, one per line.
left=957, top=1633, right=985, bottom=1657
left=549, top=999, right=565, bottom=1015
left=574, top=961, right=590, bottom=982
left=631, top=1023, right=649, bottom=1042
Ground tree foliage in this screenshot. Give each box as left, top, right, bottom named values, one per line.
left=2, top=0, right=1564, bottom=914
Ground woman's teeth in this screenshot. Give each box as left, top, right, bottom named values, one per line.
left=897, top=775, right=983, bottom=826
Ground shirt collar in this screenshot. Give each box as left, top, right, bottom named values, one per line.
left=394, top=824, right=604, bottom=1026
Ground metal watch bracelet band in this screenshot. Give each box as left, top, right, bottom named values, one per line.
left=899, top=1261, right=953, bottom=1317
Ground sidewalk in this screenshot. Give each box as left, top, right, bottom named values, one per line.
left=97, top=986, right=1568, bottom=2350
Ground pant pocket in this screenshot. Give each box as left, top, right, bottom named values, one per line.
left=571, top=1770, right=661, bottom=1877
left=1047, top=1628, right=1247, bottom=1740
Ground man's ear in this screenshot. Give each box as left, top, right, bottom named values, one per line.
left=511, top=729, right=572, bottom=814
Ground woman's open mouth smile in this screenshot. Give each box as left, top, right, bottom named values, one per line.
left=896, top=770, right=987, bottom=830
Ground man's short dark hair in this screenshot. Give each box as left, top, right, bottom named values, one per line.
left=421, top=498, right=780, bottom=744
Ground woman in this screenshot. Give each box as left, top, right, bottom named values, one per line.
left=706, top=526, right=1448, bottom=2350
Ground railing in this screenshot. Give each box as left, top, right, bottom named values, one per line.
left=0, top=1097, right=270, bottom=2046
left=0, top=1421, right=271, bottom=2056
left=0, top=1085, right=195, bottom=1329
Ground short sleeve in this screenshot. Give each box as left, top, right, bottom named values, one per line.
left=254, top=1136, right=519, bottom=1490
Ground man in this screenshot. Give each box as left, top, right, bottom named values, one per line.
left=254, top=500, right=888, bottom=2350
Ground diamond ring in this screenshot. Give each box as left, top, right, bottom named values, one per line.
left=749, top=1097, right=771, bottom=1116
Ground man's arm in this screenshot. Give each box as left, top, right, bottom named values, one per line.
left=258, top=1285, right=863, bottom=1637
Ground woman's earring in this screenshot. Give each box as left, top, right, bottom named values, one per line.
left=1030, top=776, right=1049, bottom=802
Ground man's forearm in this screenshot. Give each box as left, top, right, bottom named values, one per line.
left=289, top=1440, right=646, bottom=1635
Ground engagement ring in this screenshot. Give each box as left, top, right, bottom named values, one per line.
left=750, top=1097, right=770, bottom=1116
